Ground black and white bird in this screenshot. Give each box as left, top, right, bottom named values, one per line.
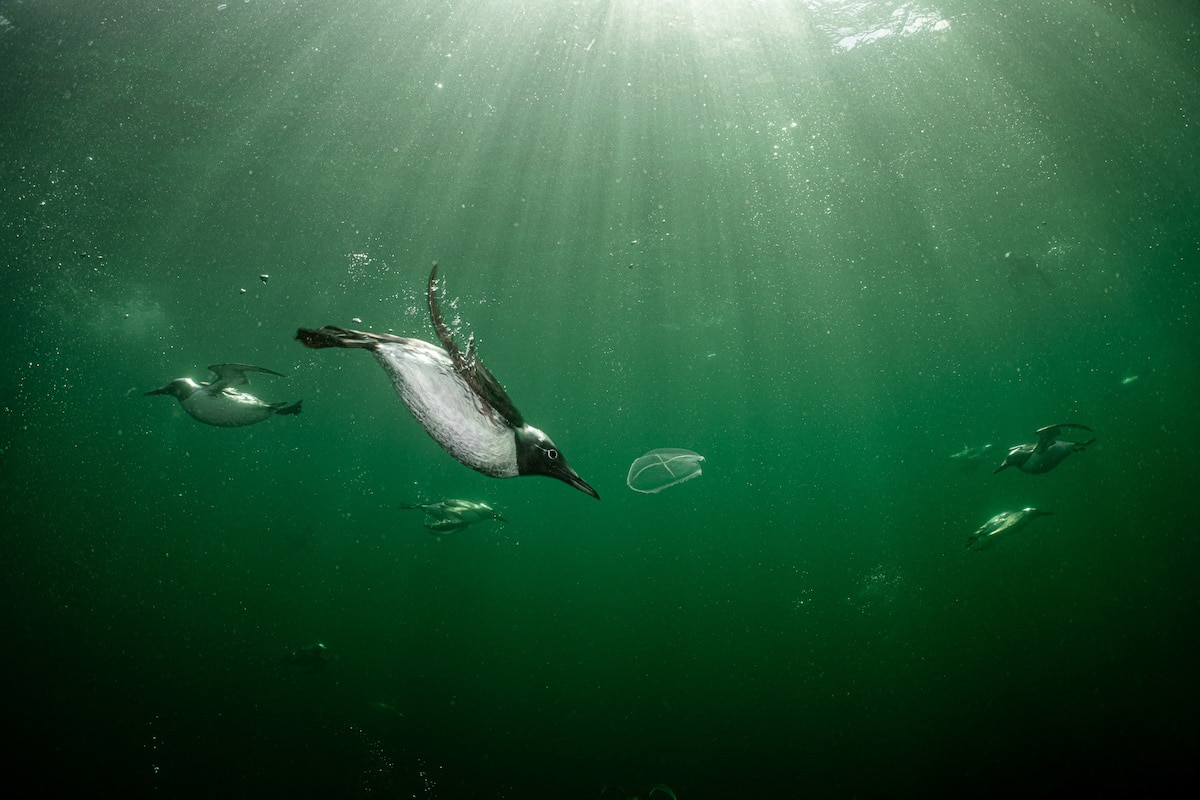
left=994, top=423, right=1095, bottom=475
left=296, top=263, right=598, bottom=498
left=145, top=364, right=302, bottom=427
left=400, top=499, right=508, bottom=533
left=966, top=508, right=1053, bottom=550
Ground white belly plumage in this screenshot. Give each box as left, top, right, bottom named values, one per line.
left=372, top=339, right=519, bottom=477
left=182, top=388, right=274, bottom=427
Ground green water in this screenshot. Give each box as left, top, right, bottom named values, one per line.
left=2, top=1, right=1198, bottom=797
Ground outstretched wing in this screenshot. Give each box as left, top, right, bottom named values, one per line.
left=427, top=262, right=525, bottom=428
left=206, top=363, right=286, bottom=391
left=1035, top=422, right=1094, bottom=452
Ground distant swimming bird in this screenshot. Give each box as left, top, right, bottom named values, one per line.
left=281, top=642, right=331, bottom=668
left=145, top=364, right=302, bottom=427
left=966, top=508, right=1052, bottom=550
left=994, top=423, right=1095, bottom=475
left=949, top=443, right=994, bottom=461
left=401, top=499, right=507, bottom=533
left=296, top=263, right=598, bottom=498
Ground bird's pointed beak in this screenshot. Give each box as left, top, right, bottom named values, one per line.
left=554, top=463, right=600, bottom=499
left=992, top=463, right=1008, bottom=474
left=144, top=384, right=171, bottom=396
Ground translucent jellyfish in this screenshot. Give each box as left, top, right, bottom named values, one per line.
left=627, top=448, right=704, bottom=494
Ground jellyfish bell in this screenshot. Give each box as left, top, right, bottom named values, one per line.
left=627, top=448, right=705, bottom=494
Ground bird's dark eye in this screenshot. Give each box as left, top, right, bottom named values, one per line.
left=546, top=448, right=559, bottom=460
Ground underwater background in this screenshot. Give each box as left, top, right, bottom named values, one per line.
left=2, top=1, right=1198, bottom=797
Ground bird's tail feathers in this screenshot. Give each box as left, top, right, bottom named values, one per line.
left=273, top=399, right=303, bottom=416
